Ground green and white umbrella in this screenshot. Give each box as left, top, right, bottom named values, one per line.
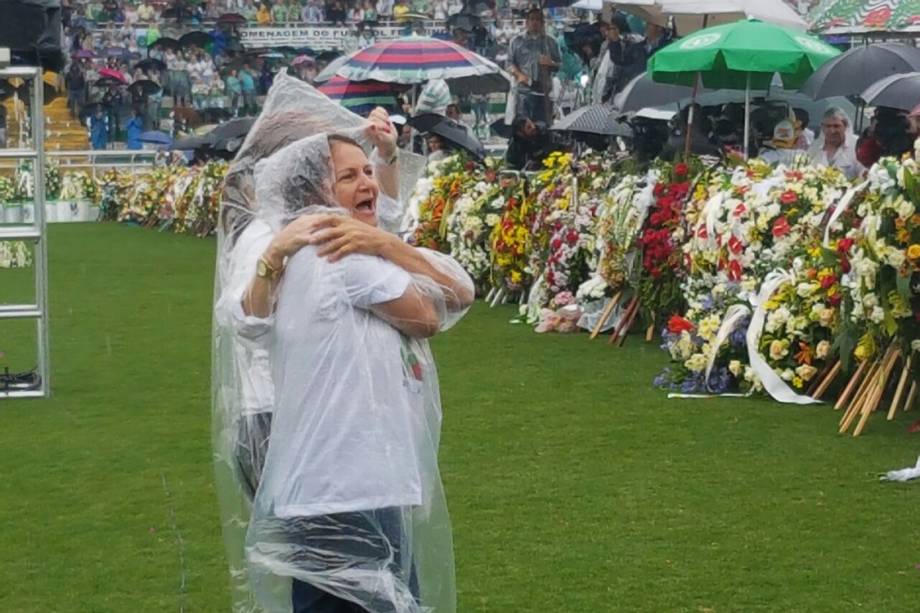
left=648, top=19, right=840, bottom=157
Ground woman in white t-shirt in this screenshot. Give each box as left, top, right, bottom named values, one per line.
left=236, top=129, right=472, bottom=613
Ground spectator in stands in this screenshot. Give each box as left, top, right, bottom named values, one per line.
left=102, top=84, right=123, bottom=140
left=225, top=68, right=242, bottom=116
left=259, top=62, right=274, bottom=94
left=377, top=0, right=393, bottom=18
left=286, top=0, right=301, bottom=22
left=89, top=107, right=109, bottom=149
left=363, top=0, right=377, bottom=22
left=125, top=108, right=144, bottom=149
left=240, top=63, right=257, bottom=114
left=272, top=0, right=287, bottom=22
left=393, top=0, right=409, bottom=21
left=137, top=0, right=155, bottom=21
left=66, top=62, right=86, bottom=118
left=256, top=2, right=271, bottom=24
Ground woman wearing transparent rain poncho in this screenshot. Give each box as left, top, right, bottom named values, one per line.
left=212, top=71, right=473, bottom=613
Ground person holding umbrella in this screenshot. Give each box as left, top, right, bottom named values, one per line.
left=508, top=7, right=561, bottom=124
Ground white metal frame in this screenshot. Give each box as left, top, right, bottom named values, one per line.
left=0, top=66, right=50, bottom=399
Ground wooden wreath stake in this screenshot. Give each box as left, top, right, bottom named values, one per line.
left=839, top=357, right=881, bottom=433
left=905, top=381, right=918, bottom=412
left=608, top=295, right=638, bottom=344
left=834, top=358, right=869, bottom=411
left=888, top=355, right=912, bottom=421
left=645, top=314, right=656, bottom=342
left=617, top=301, right=641, bottom=347
left=810, top=360, right=841, bottom=400
left=590, top=290, right=622, bottom=340
left=609, top=296, right=639, bottom=345
left=853, top=347, right=899, bottom=437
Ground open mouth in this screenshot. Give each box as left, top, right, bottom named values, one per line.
left=355, top=197, right=375, bottom=214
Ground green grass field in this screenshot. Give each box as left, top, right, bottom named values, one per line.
left=1, top=223, right=919, bottom=612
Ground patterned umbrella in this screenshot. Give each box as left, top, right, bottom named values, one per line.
left=318, top=76, right=402, bottom=115
left=551, top=104, right=633, bottom=136
left=314, top=36, right=510, bottom=93
left=810, top=0, right=920, bottom=34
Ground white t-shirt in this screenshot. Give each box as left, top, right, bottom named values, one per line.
left=216, top=191, right=407, bottom=417
left=261, top=247, right=425, bottom=517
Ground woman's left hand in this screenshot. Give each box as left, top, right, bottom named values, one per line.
left=307, top=215, right=395, bottom=262
left=366, top=106, right=398, bottom=160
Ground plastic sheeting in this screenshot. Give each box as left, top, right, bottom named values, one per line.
left=213, top=71, right=472, bottom=612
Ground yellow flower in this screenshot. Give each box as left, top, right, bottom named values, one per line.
left=510, top=270, right=522, bottom=284
left=907, top=244, right=920, bottom=261
left=854, top=334, right=876, bottom=362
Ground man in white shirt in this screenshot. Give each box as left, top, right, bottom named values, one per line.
left=808, top=107, right=864, bottom=180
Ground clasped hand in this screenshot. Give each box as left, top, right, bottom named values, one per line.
left=265, top=214, right=393, bottom=267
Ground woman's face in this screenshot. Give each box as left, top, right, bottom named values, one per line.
left=330, top=141, right=379, bottom=226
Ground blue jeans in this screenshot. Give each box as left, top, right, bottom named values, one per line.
left=288, top=508, right=418, bottom=613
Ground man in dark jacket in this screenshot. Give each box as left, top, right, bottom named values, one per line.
left=505, top=116, right=553, bottom=170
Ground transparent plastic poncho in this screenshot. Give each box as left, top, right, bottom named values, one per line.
left=212, top=72, right=472, bottom=613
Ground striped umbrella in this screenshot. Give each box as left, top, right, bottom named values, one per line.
left=314, top=36, right=510, bottom=94
left=318, top=76, right=402, bottom=116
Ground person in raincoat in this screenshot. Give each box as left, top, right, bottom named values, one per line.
left=125, top=108, right=144, bottom=149
left=236, top=128, right=472, bottom=613
left=88, top=107, right=109, bottom=149
left=212, top=71, right=461, bottom=613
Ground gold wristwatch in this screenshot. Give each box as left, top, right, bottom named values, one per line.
left=256, top=256, right=282, bottom=280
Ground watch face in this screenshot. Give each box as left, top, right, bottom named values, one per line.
left=257, top=259, right=269, bottom=277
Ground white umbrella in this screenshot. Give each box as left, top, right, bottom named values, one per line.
left=572, top=0, right=603, bottom=10
left=605, top=0, right=807, bottom=34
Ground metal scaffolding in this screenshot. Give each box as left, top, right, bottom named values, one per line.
left=0, top=66, right=50, bottom=399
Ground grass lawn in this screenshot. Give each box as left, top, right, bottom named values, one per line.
left=1, top=223, right=919, bottom=612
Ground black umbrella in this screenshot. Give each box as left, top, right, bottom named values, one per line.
left=149, top=37, right=181, bottom=52
left=490, top=117, right=512, bottom=139
left=209, top=117, right=255, bottom=141
left=409, top=113, right=486, bottom=159
left=94, top=77, right=125, bottom=89
left=447, top=12, right=480, bottom=32
left=861, top=72, right=920, bottom=111
left=179, top=31, right=212, bottom=49
left=316, top=50, right=341, bottom=64
left=802, top=43, right=920, bottom=100
left=134, top=58, right=167, bottom=73
left=613, top=72, right=702, bottom=113
left=172, top=133, right=215, bottom=150
left=551, top=104, right=632, bottom=137
left=225, top=54, right=259, bottom=71
left=217, top=12, right=247, bottom=25
left=128, top=79, right=161, bottom=97
left=200, top=107, right=234, bottom=123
